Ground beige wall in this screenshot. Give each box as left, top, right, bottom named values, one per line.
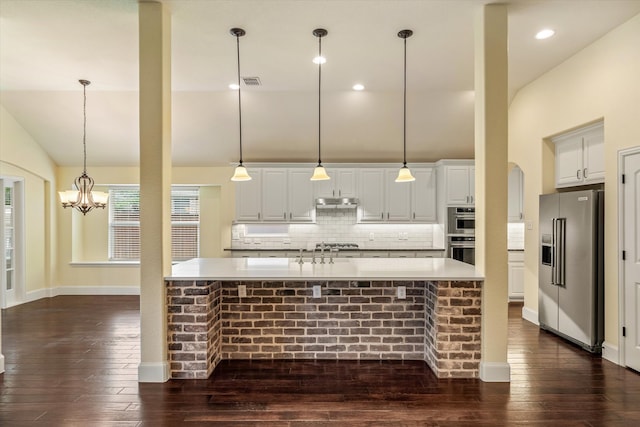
left=0, top=106, right=58, bottom=296
left=509, top=14, right=640, bottom=349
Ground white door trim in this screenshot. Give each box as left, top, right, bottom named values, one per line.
left=618, top=146, right=640, bottom=368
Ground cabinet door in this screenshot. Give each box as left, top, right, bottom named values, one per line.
left=261, top=169, right=288, bottom=221
left=468, top=167, right=475, bottom=204
left=313, top=168, right=335, bottom=198
left=336, top=169, right=357, bottom=197
left=508, top=261, right=525, bottom=300
left=508, top=166, right=523, bottom=222
left=555, top=136, right=583, bottom=187
left=385, top=169, right=412, bottom=221
left=582, top=126, right=605, bottom=184
left=412, top=168, right=437, bottom=222
left=235, top=168, right=262, bottom=221
left=288, top=169, right=315, bottom=222
left=446, top=166, right=471, bottom=205
left=359, top=169, right=385, bottom=222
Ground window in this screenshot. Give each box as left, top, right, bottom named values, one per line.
left=109, top=187, right=200, bottom=261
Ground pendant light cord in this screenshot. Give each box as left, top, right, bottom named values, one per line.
left=402, top=35, right=407, bottom=167
left=82, top=82, right=88, bottom=174
left=317, top=34, right=322, bottom=165
left=236, top=33, right=243, bottom=165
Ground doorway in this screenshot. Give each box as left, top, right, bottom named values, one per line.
left=620, top=147, right=640, bottom=372
left=1, top=177, right=25, bottom=308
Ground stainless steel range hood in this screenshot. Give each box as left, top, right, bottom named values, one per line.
left=315, top=197, right=359, bottom=209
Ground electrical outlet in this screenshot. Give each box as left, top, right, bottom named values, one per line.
left=238, top=285, right=247, bottom=298
left=397, top=286, right=406, bottom=299
left=313, top=285, right=322, bottom=298
left=527, top=221, right=533, bottom=230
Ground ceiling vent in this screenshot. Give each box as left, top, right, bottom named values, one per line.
left=242, top=77, right=261, bottom=86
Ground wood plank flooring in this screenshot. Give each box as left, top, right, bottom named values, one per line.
left=1, top=296, right=639, bottom=426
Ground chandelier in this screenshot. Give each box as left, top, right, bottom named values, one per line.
left=59, top=79, right=109, bottom=214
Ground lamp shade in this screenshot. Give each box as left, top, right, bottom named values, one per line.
left=59, top=190, right=79, bottom=205
left=310, top=165, right=330, bottom=181
left=91, top=191, right=110, bottom=205
left=395, top=166, right=415, bottom=182
left=231, top=164, right=252, bottom=181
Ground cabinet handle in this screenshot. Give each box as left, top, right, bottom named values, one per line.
left=289, top=212, right=292, bottom=220
left=387, top=212, right=389, bottom=220
left=413, top=212, right=416, bottom=220
left=332, top=189, right=335, bottom=197
left=381, top=212, right=384, bottom=220
left=583, top=168, right=587, bottom=178
left=577, top=169, right=581, bottom=180
left=519, top=212, right=523, bottom=220
left=284, top=213, right=286, bottom=219
left=258, top=212, right=261, bottom=220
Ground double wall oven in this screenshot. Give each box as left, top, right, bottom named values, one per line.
left=447, top=207, right=475, bottom=265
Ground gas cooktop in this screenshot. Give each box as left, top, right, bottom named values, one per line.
left=315, top=242, right=359, bottom=249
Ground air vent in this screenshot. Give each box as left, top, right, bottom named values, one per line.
left=242, top=77, right=261, bottom=86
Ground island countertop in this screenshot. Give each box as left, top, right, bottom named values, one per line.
left=167, top=257, right=483, bottom=281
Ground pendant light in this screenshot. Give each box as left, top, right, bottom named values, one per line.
left=395, top=29, right=415, bottom=183
left=59, top=79, right=109, bottom=215
left=230, top=27, right=252, bottom=182
left=310, top=28, right=330, bottom=181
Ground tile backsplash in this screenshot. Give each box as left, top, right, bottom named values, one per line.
left=232, top=209, right=438, bottom=250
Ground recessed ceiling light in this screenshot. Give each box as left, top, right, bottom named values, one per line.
left=535, top=29, right=555, bottom=40
left=352, top=84, right=365, bottom=91
left=229, top=83, right=240, bottom=90
left=313, top=56, right=326, bottom=64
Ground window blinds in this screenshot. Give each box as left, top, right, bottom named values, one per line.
left=109, top=187, right=200, bottom=261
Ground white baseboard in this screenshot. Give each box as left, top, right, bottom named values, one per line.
left=602, top=341, right=620, bottom=365
left=479, top=361, right=511, bottom=382
left=522, top=306, right=539, bottom=325
left=26, top=287, right=55, bottom=303
left=138, top=362, right=170, bottom=383
left=0, top=353, right=5, bottom=373
left=54, top=286, right=140, bottom=296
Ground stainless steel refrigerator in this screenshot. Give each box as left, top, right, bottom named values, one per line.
left=538, top=189, right=604, bottom=353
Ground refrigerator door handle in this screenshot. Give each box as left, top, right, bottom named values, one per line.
left=556, top=218, right=566, bottom=286
left=551, top=218, right=557, bottom=285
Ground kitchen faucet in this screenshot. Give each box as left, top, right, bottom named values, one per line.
left=297, top=248, right=304, bottom=265
left=320, top=242, right=325, bottom=264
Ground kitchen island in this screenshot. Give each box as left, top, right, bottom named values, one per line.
left=166, top=258, right=483, bottom=380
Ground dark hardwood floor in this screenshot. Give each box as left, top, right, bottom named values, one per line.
left=1, top=296, right=639, bottom=426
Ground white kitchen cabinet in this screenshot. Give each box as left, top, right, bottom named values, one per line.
left=508, top=166, right=524, bottom=222
left=337, top=251, right=362, bottom=258
left=553, top=122, right=604, bottom=188
left=314, top=169, right=358, bottom=198
left=385, top=169, right=412, bottom=221
left=388, top=251, right=414, bottom=258
left=261, top=169, right=289, bottom=221
left=415, top=250, right=445, bottom=258
left=288, top=169, right=315, bottom=222
left=412, top=167, right=437, bottom=222
left=235, top=168, right=262, bottom=221
left=508, top=251, right=524, bottom=301
left=359, top=169, right=386, bottom=221
left=446, top=164, right=475, bottom=205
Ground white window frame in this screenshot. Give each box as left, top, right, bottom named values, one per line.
left=108, top=186, right=200, bottom=261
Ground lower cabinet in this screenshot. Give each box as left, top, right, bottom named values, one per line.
left=508, top=251, right=524, bottom=301
left=231, top=250, right=446, bottom=258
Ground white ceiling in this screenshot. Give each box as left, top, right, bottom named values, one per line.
left=1, top=0, right=639, bottom=167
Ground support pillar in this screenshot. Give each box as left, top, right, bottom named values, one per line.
left=138, top=0, right=172, bottom=382
left=474, top=4, right=510, bottom=382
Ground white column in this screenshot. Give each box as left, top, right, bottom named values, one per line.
left=138, top=0, right=172, bottom=383
left=474, top=4, right=510, bottom=382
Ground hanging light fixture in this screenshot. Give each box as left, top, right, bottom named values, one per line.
left=230, top=27, right=252, bottom=182
left=395, top=29, right=415, bottom=183
left=310, top=28, right=330, bottom=181
left=59, top=79, right=109, bottom=215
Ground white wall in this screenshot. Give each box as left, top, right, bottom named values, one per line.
left=509, top=14, right=640, bottom=350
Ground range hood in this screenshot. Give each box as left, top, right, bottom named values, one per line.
left=315, top=197, right=359, bottom=209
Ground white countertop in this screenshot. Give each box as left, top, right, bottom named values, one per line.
left=167, top=258, right=483, bottom=281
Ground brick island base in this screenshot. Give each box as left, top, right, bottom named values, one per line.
left=166, top=279, right=482, bottom=379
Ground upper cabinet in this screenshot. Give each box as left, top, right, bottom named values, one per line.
left=313, top=169, right=358, bottom=198
left=235, top=168, right=262, bottom=221
left=412, top=168, right=437, bottom=222
left=443, top=163, right=475, bottom=206
left=236, top=164, right=438, bottom=224
left=508, top=166, right=524, bottom=222
left=359, top=167, right=437, bottom=223
left=235, top=168, right=315, bottom=223
left=553, top=122, right=604, bottom=188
